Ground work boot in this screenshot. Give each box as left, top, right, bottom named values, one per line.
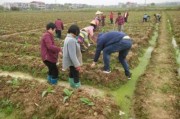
left=68, top=78, right=75, bottom=88
left=50, top=77, right=58, bottom=85
left=74, top=82, right=81, bottom=88
left=47, top=75, right=52, bottom=83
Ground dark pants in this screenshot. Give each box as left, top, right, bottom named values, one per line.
left=110, top=18, right=113, bottom=24
left=124, top=17, right=128, bottom=22
left=43, top=60, right=58, bottom=78
left=103, top=39, right=132, bottom=76
left=143, top=18, right=147, bottom=22
left=102, top=20, right=105, bottom=26
left=69, top=66, right=79, bottom=83
left=55, top=30, right=61, bottom=39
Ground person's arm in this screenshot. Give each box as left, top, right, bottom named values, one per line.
left=93, top=42, right=103, bottom=62
left=61, top=22, right=64, bottom=30
left=89, top=36, right=96, bottom=44
left=91, top=42, right=103, bottom=67
left=89, top=29, right=96, bottom=44
left=44, top=35, right=61, bottom=53
left=115, top=18, right=118, bottom=24
left=68, top=39, right=81, bottom=68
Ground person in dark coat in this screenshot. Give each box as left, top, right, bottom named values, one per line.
left=55, top=18, right=64, bottom=40
left=91, top=31, right=132, bottom=79
left=40, top=22, right=62, bottom=84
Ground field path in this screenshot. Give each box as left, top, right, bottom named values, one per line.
left=0, top=70, right=105, bottom=97
left=134, top=12, right=178, bottom=118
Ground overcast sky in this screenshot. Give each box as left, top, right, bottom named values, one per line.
left=0, top=0, right=179, bottom=5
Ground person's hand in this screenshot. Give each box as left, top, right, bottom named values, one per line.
left=91, top=62, right=96, bottom=68
left=76, top=66, right=81, bottom=71
left=59, top=52, right=62, bottom=57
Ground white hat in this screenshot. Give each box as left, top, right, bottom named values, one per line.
left=96, top=11, right=102, bottom=15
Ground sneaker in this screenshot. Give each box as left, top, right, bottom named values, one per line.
left=103, top=70, right=111, bottom=74
left=127, top=73, right=132, bottom=80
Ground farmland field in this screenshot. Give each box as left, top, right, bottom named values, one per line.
left=0, top=10, right=179, bottom=119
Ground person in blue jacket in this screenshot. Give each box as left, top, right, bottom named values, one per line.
left=91, top=31, right=132, bottom=79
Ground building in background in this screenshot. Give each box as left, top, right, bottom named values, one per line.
left=30, top=1, right=45, bottom=9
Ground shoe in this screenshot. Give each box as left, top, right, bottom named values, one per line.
left=68, top=78, right=75, bottom=88
left=47, top=75, right=52, bottom=83
left=74, top=82, right=81, bottom=88
left=127, top=73, right=132, bottom=80
left=103, top=70, right=111, bottom=74
left=50, top=77, right=58, bottom=85
left=68, top=78, right=81, bottom=88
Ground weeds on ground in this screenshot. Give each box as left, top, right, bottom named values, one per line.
left=6, top=78, right=20, bottom=88
left=80, top=97, right=94, bottom=106
left=63, top=88, right=73, bottom=103
left=0, top=99, right=14, bottom=115
left=42, top=86, right=55, bottom=97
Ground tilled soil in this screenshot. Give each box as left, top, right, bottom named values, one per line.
left=134, top=12, right=179, bottom=119
left=0, top=75, right=121, bottom=119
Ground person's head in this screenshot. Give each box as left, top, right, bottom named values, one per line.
left=46, top=22, right=56, bottom=34
left=57, top=18, right=61, bottom=20
left=68, top=24, right=80, bottom=37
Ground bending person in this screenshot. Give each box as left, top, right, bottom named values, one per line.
left=91, top=31, right=132, bottom=79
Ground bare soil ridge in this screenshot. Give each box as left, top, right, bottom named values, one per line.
left=134, top=12, right=178, bottom=119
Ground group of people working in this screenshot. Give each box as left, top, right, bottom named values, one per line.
left=143, top=13, right=161, bottom=22
left=40, top=11, right=133, bottom=88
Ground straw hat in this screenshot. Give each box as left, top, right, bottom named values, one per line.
left=95, top=10, right=103, bottom=15
left=90, top=20, right=97, bottom=25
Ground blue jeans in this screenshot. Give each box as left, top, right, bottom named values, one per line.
left=103, top=39, right=132, bottom=76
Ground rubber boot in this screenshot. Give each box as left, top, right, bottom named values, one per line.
left=74, top=82, right=81, bottom=88
left=47, top=75, right=52, bottom=83
left=50, top=77, right=58, bottom=85
left=68, top=78, right=75, bottom=88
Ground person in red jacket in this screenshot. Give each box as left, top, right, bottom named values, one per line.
left=101, top=13, right=106, bottom=26
left=40, top=22, right=62, bottom=84
left=115, top=12, right=125, bottom=32
left=109, top=11, right=114, bottom=24
left=55, top=18, right=64, bottom=40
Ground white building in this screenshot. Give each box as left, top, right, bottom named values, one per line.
left=3, top=3, right=12, bottom=9
left=30, top=1, right=45, bottom=9
left=3, top=2, right=30, bottom=9
left=13, top=2, right=30, bottom=9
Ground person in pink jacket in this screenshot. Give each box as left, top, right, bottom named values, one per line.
left=40, top=22, right=62, bottom=84
left=109, top=11, right=114, bottom=24
left=81, top=20, right=97, bottom=45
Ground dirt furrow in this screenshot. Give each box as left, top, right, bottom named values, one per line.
left=134, top=12, right=178, bottom=119
left=0, top=70, right=105, bottom=97
left=0, top=20, right=90, bottom=38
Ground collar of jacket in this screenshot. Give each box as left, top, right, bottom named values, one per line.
left=66, top=33, right=76, bottom=38
left=46, top=31, right=54, bottom=38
